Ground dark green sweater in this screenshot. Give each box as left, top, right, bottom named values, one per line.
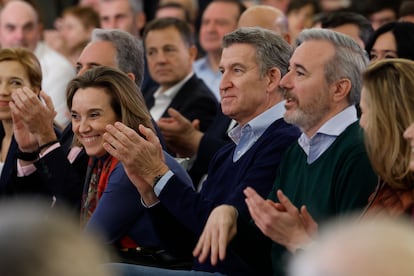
left=270, top=121, right=377, bottom=276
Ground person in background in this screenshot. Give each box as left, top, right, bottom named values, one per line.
left=0, top=48, right=44, bottom=191
left=193, top=0, right=245, bottom=100
left=53, top=6, right=100, bottom=67
left=399, top=1, right=414, bottom=23
left=0, top=0, right=76, bottom=128
left=238, top=5, right=290, bottom=43
left=155, top=2, right=192, bottom=23
left=143, top=18, right=218, bottom=139
left=319, top=10, right=373, bottom=49
left=365, top=21, right=414, bottom=62
left=98, top=0, right=145, bottom=37
left=356, top=0, right=401, bottom=30
left=286, top=0, right=320, bottom=45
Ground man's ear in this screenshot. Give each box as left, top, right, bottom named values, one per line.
left=266, top=67, right=282, bottom=93
left=189, top=45, right=198, bottom=62
left=136, top=12, right=146, bottom=33
left=127, top=72, right=136, bottom=83
left=332, top=78, right=352, bottom=102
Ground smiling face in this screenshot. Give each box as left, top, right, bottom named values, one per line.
left=0, top=60, right=33, bottom=120
left=71, top=87, right=118, bottom=157
left=280, top=40, right=334, bottom=136
left=219, top=43, right=273, bottom=126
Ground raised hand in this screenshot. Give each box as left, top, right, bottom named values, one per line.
left=103, top=122, right=169, bottom=204
left=244, top=187, right=313, bottom=253
left=10, top=88, right=57, bottom=145
left=157, top=108, right=203, bottom=157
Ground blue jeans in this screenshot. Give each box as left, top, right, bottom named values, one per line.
left=105, top=263, right=226, bottom=276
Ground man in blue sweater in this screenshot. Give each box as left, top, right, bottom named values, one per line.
left=192, top=29, right=377, bottom=276
left=103, top=27, right=300, bottom=275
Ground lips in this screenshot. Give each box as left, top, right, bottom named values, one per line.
left=0, top=100, right=10, bottom=107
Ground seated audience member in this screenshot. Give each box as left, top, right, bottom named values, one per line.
left=193, top=0, right=245, bottom=100
left=103, top=27, right=300, bottom=275
left=365, top=21, right=414, bottom=62
left=9, top=28, right=166, bottom=205
left=12, top=66, right=192, bottom=266
left=288, top=215, right=414, bottom=276
left=238, top=5, right=290, bottom=42
left=155, top=2, right=192, bottom=23
left=53, top=6, right=101, bottom=66
left=193, top=29, right=377, bottom=276
left=0, top=48, right=47, bottom=193
left=143, top=18, right=218, bottom=137
left=319, top=10, right=373, bottom=49
left=98, top=0, right=146, bottom=38
left=356, top=0, right=400, bottom=30
left=0, top=0, right=76, bottom=128
left=158, top=4, right=292, bottom=187
left=0, top=198, right=114, bottom=276
left=399, top=1, right=414, bottom=23
left=286, top=0, right=321, bottom=45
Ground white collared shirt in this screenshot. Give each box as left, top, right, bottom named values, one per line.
left=150, top=72, right=194, bottom=121
left=298, top=105, right=358, bottom=164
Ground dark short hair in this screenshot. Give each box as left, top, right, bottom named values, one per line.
left=143, top=17, right=194, bottom=47
left=320, top=11, right=373, bottom=47
left=365, top=21, right=414, bottom=61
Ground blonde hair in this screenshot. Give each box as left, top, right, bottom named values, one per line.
left=362, top=58, right=414, bottom=189
left=0, top=47, right=42, bottom=91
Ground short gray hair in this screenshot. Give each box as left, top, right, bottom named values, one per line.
left=91, top=28, right=144, bottom=87
left=222, top=27, right=292, bottom=78
left=297, top=28, right=368, bottom=105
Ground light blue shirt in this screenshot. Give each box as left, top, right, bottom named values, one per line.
left=153, top=101, right=286, bottom=196
left=193, top=56, right=221, bottom=101
left=228, top=101, right=286, bottom=162
left=298, top=105, right=358, bottom=164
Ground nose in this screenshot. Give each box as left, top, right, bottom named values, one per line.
left=77, top=66, right=87, bottom=76
left=403, top=123, right=414, bottom=140
left=76, top=118, right=91, bottom=134
left=279, top=71, right=292, bottom=90
left=219, top=71, right=232, bottom=96
left=0, top=83, right=11, bottom=96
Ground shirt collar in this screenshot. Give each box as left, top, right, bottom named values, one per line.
left=153, top=72, right=194, bottom=99
left=228, top=101, right=286, bottom=145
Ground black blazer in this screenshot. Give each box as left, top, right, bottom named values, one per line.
left=145, top=74, right=218, bottom=132
left=189, top=109, right=232, bottom=186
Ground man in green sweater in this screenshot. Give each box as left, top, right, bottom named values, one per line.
left=193, top=28, right=377, bottom=276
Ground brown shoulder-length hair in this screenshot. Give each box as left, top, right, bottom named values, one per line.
left=362, top=58, right=414, bottom=189
left=0, top=47, right=42, bottom=92
left=66, top=66, right=154, bottom=134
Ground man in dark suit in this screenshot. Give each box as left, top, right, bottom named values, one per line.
left=143, top=17, right=218, bottom=135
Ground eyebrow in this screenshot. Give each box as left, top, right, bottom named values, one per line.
left=294, top=63, right=309, bottom=74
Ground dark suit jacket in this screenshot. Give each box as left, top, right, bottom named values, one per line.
left=189, top=109, right=232, bottom=186
left=145, top=74, right=218, bottom=132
